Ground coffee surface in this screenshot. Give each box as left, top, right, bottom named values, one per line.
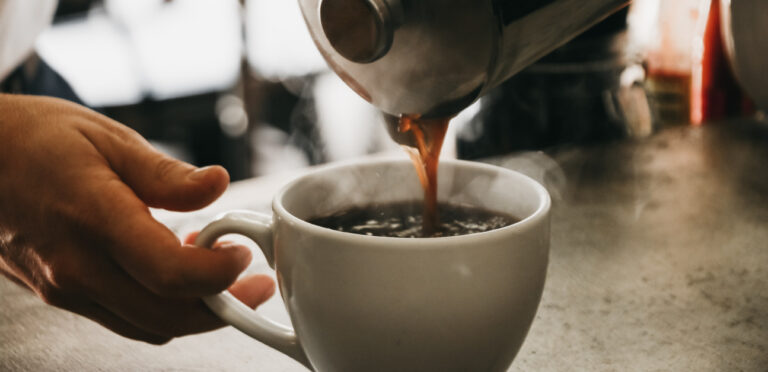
left=309, top=201, right=519, bottom=238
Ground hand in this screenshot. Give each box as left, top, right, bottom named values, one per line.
left=0, top=94, right=274, bottom=344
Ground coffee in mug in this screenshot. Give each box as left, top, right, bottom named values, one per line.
left=308, top=201, right=519, bottom=238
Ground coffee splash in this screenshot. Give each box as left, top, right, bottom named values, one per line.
left=398, top=114, right=451, bottom=235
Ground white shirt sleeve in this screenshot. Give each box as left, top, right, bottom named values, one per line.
left=0, top=0, right=58, bottom=81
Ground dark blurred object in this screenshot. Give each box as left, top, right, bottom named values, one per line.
left=697, top=0, right=753, bottom=123
left=458, top=8, right=652, bottom=160
left=54, top=0, right=100, bottom=20
left=644, top=71, right=691, bottom=126
left=0, top=54, right=82, bottom=104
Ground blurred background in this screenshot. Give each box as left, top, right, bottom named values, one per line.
left=30, top=0, right=756, bottom=181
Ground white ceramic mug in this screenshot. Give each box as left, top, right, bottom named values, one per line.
left=195, top=159, right=551, bottom=372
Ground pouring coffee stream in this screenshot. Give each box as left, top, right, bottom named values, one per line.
left=397, top=114, right=451, bottom=235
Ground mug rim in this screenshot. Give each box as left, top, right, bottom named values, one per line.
left=272, top=158, right=551, bottom=246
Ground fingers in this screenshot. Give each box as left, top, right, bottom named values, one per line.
left=84, top=182, right=252, bottom=297
left=90, top=272, right=225, bottom=337
left=184, top=231, right=200, bottom=245
left=118, top=225, right=252, bottom=298
left=85, top=259, right=275, bottom=338
left=80, top=115, right=229, bottom=212
left=33, top=244, right=273, bottom=342
left=229, top=274, right=276, bottom=309
left=184, top=233, right=276, bottom=307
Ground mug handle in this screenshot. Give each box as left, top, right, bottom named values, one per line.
left=195, top=211, right=312, bottom=370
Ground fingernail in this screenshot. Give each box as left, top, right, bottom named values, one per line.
left=219, top=243, right=252, bottom=266
left=188, top=166, right=213, bottom=182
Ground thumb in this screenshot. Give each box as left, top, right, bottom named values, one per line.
left=125, top=154, right=229, bottom=212
left=86, top=119, right=230, bottom=211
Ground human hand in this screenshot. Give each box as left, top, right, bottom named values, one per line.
left=0, top=94, right=274, bottom=344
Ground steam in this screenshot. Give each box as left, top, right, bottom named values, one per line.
left=312, top=72, right=397, bottom=161
left=251, top=125, right=311, bottom=175
left=452, top=99, right=484, bottom=143
left=495, top=151, right=567, bottom=202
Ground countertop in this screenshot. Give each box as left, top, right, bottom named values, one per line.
left=1, top=120, right=767, bottom=371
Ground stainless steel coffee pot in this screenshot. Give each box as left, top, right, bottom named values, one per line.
left=299, top=0, right=631, bottom=119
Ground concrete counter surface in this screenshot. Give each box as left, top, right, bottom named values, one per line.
left=2, top=120, right=767, bottom=371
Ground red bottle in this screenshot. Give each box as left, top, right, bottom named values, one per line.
left=693, top=0, right=753, bottom=124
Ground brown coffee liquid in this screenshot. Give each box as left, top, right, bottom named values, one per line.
left=309, top=201, right=519, bottom=238
left=398, top=115, right=451, bottom=235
